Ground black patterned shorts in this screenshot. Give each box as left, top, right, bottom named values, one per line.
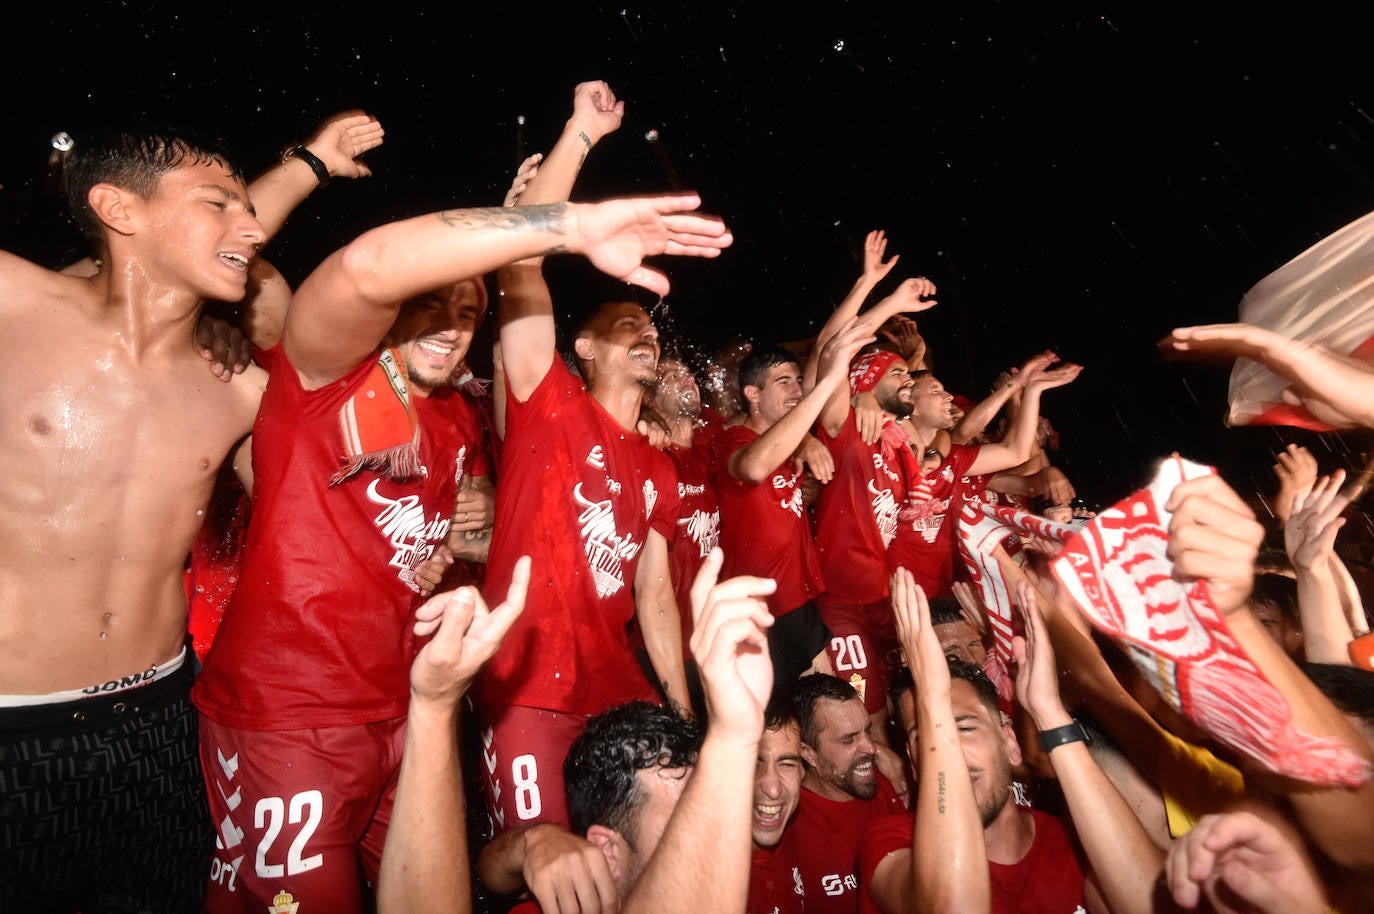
left=0, top=658, right=211, bottom=913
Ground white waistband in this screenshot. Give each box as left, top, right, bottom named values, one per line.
left=0, top=646, right=188, bottom=708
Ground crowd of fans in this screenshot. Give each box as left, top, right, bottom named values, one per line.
left=2, top=76, right=1373, bottom=914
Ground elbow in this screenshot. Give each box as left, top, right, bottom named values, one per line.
left=333, top=232, right=401, bottom=307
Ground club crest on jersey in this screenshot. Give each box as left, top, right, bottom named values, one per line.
left=643, top=479, right=658, bottom=519
left=268, top=890, right=299, bottom=914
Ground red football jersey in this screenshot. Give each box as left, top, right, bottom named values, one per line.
left=792, top=774, right=906, bottom=914
left=714, top=424, right=825, bottom=618
left=813, top=413, right=908, bottom=611
left=194, top=345, right=486, bottom=730
left=886, top=443, right=980, bottom=599
left=479, top=359, right=680, bottom=715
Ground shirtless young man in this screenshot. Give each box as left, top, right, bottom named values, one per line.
left=0, top=128, right=269, bottom=912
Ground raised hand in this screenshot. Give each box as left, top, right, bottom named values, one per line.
left=688, top=548, right=776, bottom=740
left=1024, top=360, right=1083, bottom=392
left=1284, top=469, right=1349, bottom=571
left=891, top=567, right=949, bottom=697
left=504, top=153, right=543, bottom=207
left=302, top=110, right=385, bottom=180
left=949, top=580, right=989, bottom=639
left=1011, top=581, right=1071, bottom=730
left=570, top=194, right=732, bottom=296
left=877, top=315, right=925, bottom=362
left=1164, top=473, right=1265, bottom=615
left=1272, top=443, right=1319, bottom=523
left=1163, top=323, right=1374, bottom=429
left=570, top=80, right=626, bottom=145
left=410, top=555, right=531, bottom=708
left=862, top=229, right=900, bottom=283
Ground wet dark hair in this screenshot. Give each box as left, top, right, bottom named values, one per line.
left=791, top=673, right=861, bottom=748
left=1250, top=572, right=1301, bottom=627
left=61, top=125, right=242, bottom=248
left=890, top=658, right=1000, bottom=727
left=946, top=657, right=1001, bottom=720
left=764, top=689, right=800, bottom=733
left=737, top=344, right=800, bottom=406
left=928, top=597, right=966, bottom=628
left=1299, top=661, right=1374, bottom=730
left=564, top=701, right=702, bottom=846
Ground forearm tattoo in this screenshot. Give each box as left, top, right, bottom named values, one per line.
left=577, top=130, right=592, bottom=170
left=937, top=771, right=947, bottom=814
left=437, top=203, right=570, bottom=256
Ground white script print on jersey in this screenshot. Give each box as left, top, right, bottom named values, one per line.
left=366, top=480, right=452, bottom=593
left=574, top=482, right=642, bottom=598
left=680, top=508, right=721, bottom=558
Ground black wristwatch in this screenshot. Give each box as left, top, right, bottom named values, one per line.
left=1038, top=721, right=1090, bottom=754
left=283, top=145, right=330, bottom=186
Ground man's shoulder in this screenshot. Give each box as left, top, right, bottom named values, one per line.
left=0, top=250, right=94, bottom=315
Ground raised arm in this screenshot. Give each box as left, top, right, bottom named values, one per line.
left=730, top=319, right=874, bottom=484
left=965, top=360, right=1081, bottom=478
left=498, top=80, right=626, bottom=402
left=1284, top=470, right=1356, bottom=663
left=868, top=568, right=990, bottom=914
left=816, top=278, right=937, bottom=437
left=376, top=557, right=530, bottom=914
left=247, top=110, right=385, bottom=239
left=950, top=351, right=1055, bottom=446
left=1163, top=322, right=1374, bottom=429
left=284, top=193, right=729, bottom=387
left=802, top=229, right=901, bottom=387
left=622, top=549, right=775, bottom=914
left=1013, top=582, right=1164, bottom=914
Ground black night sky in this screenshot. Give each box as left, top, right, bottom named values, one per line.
left=6, top=3, right=1374, bottom=517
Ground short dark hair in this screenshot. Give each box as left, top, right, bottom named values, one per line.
left=1299, top=661, right=1374, bottom=729
left=62, top=126, right=241, bottom=246
left=891, top=659, right=1002, bottom=729
left=1250, top=572, right=1301, bottom=627
left=947, top=657, right=1001, bottom=720
left=928, top=597, right=966, bottom=628
left=738, top=344, right=799, bottom=405
left=764, top=689, right=800, bottom=733
left=564, top=701, right=702, bottom=846
left=791, top=673, right=861, bottom=747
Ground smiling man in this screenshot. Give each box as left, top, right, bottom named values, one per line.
left=789, top=674, right=905, bottom=914
left=714, top=323, right=873, bottom=689
left=475, top=81, right=702, bottom=841
left=749, top=700, right=808, bottom=914
left=0, top=127, right=268, bottom=913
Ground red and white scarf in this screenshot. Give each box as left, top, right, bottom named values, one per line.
left=332, top=347, right=422, bottom=486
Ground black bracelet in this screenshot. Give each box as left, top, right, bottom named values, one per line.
left=284, top=145, right=330, bottom=186
left=1038, top=721, right=1090, bottom=754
